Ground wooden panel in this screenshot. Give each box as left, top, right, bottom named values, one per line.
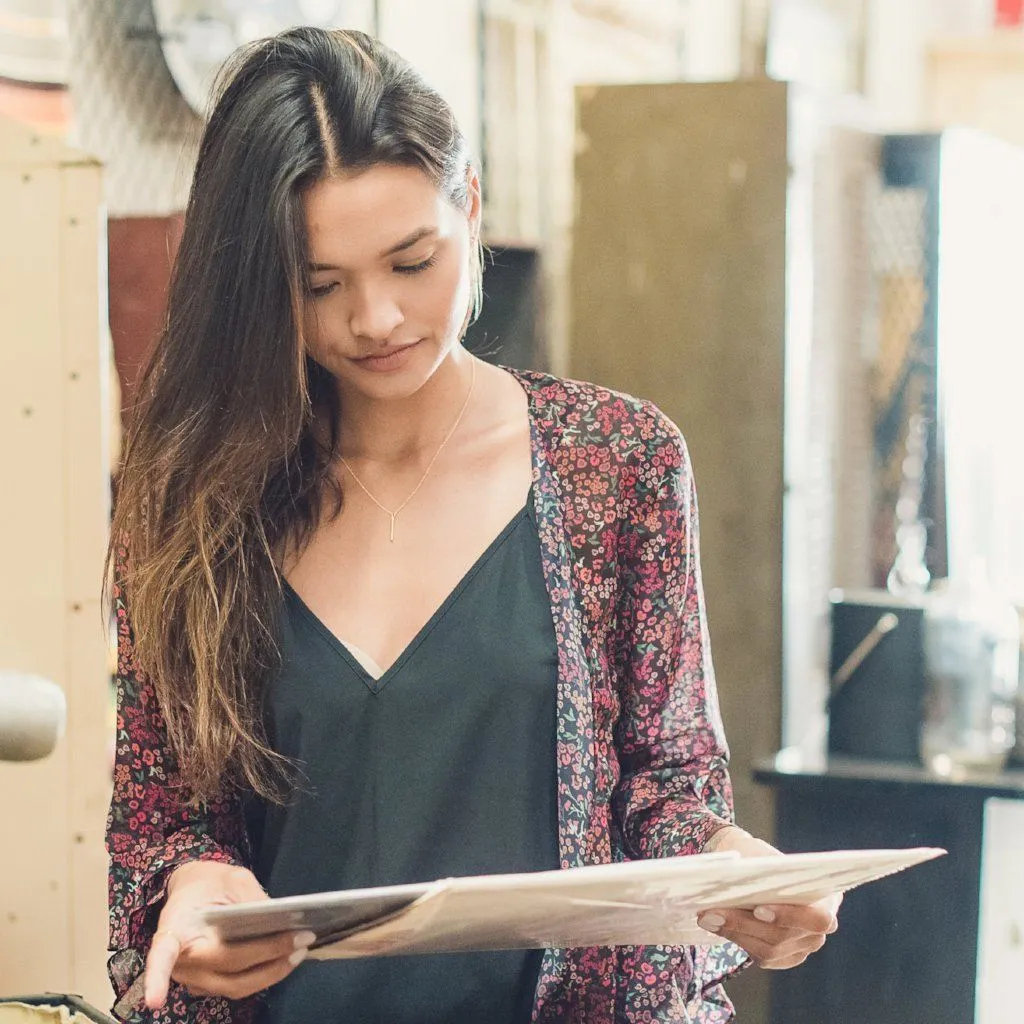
left=571, top=79, right=788, bottom=836
left=61, top=165, right=113, bottom=1008
left=570, top=81, right=790, bottom=1022
left=0, top=165, right=73, bottom=992
left=0, top=118, right=110, bottom=1009
left=0, top=117, right=94, bottom=169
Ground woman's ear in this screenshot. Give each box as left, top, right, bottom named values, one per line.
left=465, top=166, right=482, bottom=240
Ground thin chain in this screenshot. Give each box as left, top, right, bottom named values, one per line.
left=338, top=358, right=477, bottom=542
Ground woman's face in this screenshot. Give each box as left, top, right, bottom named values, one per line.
left=301, top=163, right=479, bottom=402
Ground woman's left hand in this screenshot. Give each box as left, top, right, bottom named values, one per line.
left=696, top=826, right=841, bottom=970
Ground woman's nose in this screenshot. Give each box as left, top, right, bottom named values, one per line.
left=349, top=281, right=405, bottom=342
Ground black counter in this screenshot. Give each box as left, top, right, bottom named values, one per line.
left=754, top=749, right=1024, bottom=797
left=753, top=750, right=1024, bottom=1024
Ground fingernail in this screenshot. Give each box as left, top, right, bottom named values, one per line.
left=753, top=906, right=776, bottom=923
left=699, top=913, right=725, bottom=932
left=288, top=947, right=309, bottom=967
left=293, top=931, right=316, bottom=949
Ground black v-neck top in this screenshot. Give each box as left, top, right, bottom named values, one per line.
left=248, top=493, right=560, bottom=1024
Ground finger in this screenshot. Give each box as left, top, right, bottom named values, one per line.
left=699, top=903, right=835, bottom=939
left=718, top=929, right=826, bottom=970
left=178, top=930, right=316, bottom=975
left=752, top=942, right=824, bottom=971
left=699, top=909, right=806, bottom=947
left=748, top=902, right=838, bottom=934
left=698, top=910, right=827, bottom=958
left=144, top=930, right=183, bottom=1010
left=179, top=948, right=311, bottom=1002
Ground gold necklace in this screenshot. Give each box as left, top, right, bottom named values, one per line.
left=338, top=359, right=477, bottom=542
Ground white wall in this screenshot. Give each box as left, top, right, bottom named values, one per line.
left=379, top=0, right=482, bottom=161
left=864, top=0, right=997, bottom=130
left=688, top=0, right=744, bottom=80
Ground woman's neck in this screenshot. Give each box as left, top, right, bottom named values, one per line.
left=335, top=348, right=475, bottom=467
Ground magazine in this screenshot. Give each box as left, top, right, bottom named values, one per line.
left=201, top=846, right=944, bottom=958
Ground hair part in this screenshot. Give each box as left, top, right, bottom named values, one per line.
left=309, top=83, right=341, bottom=175
left=107, top=27, right=481, bottom=806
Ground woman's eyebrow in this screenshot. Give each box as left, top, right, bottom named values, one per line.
left=308, top=227, right=439, bottom=271
left=380, top=226, right=438, bottom=257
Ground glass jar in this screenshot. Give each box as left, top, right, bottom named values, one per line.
left=920, top=566, right=1020, bottom=775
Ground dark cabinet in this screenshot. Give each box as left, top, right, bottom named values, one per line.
left=755, top=754, right=1024, bottom=1024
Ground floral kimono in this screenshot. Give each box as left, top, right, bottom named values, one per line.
left=107, top=368, right=747, bottom=1023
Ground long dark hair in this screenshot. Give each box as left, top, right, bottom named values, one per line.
left=107, top=27, right=479, bottom=805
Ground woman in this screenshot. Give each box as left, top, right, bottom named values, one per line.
left=106, top=26, right=838, bottom=1024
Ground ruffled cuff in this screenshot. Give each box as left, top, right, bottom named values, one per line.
left=109, top=833, right=244, bottom=1020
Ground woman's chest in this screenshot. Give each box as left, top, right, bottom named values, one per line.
left=285, top=470, right=535, bottom=673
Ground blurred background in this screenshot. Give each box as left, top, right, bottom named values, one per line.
left=2, top=1, right=1024, bottom=1021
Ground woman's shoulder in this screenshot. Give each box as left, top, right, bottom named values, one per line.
left=507, top=366, right=689, bottom=467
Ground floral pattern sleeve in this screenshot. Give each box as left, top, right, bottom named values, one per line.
left=106, top=558, right=253, bottom=1023
left=609, top=403, right=750, bottom=1015
left=611, top=405, right=734, bottom=859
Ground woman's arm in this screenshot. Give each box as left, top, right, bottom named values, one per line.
left=106, top=565, right=251, bottom=1019
left=610, top=409, right=734, bottom=858
left=610, top=407, right=839, bottom=971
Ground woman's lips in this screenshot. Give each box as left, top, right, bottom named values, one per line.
left=353, top=340, right=422, bottom=372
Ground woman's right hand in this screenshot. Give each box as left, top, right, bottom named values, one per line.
left=144, top=860, right=315, bottom=1010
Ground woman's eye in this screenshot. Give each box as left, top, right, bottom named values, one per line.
left=309, top=282, right=338, bottom=298
left=394, top=254, right=438, bottom=275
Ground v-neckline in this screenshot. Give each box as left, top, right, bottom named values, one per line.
left=283, top=495, right=533, bottom=693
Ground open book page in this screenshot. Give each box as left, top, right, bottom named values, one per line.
left=202, top=847, right=944, bottom=959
